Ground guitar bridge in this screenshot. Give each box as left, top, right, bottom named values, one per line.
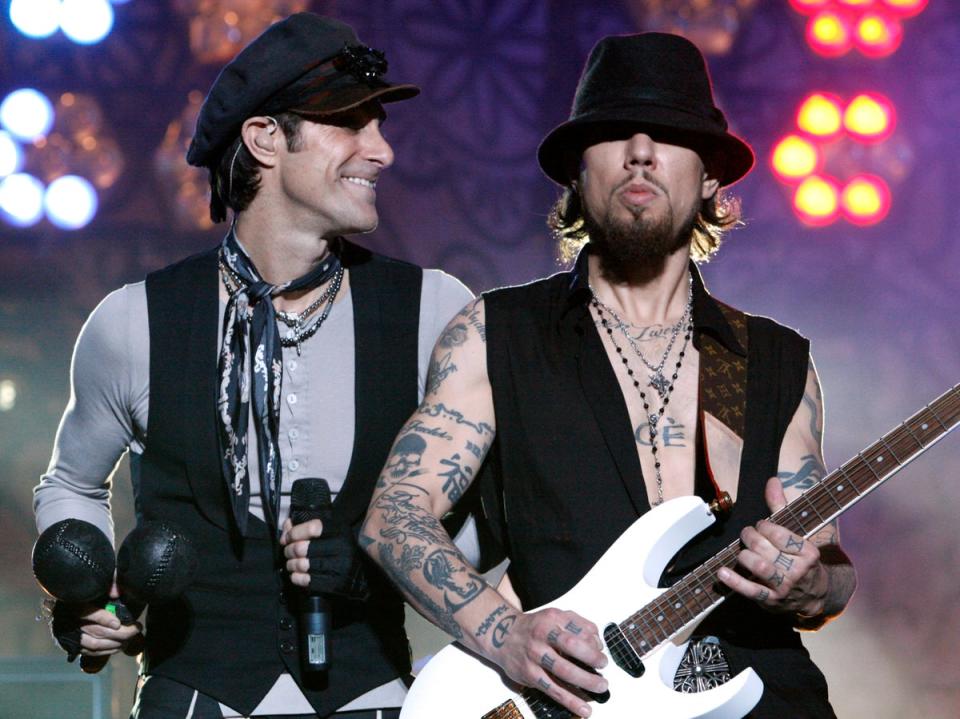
left=604, top=623, right=645, bottom=678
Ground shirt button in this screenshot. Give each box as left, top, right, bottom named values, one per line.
left=287, top=393, right=297, bottom=405
left=279, top=617, right=292, bottom=630
left=289, top=459, right=300, bottom=471
left=279, top=590, right=287, bottom=605
left=287, top=360, right=298, bottom=372
left=288, top=428, right=299, bottom=440
left=280, top=640, right=295, bottom=654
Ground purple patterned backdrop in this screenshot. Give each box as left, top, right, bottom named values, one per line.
left=1, top=1, right=958, bottom=716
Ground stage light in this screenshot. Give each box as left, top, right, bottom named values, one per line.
left=855, top=12, right=902, bottom=57
left=807, top=10, right=854, bottom=57
left=841, top=174, right=891, bottom=225
left=0, top=89, right=55, bottom=142
left=881, top=0, right=927, bottom=18
left=0, top=132, right=23, bottom=178
left=794, top=175, right=840, bottom=226
left=797, top=93, right=843, bottom=138
left=837, top=0, right=875, bottom=7
left=60, top=0, right=115, bottom=45
left=772, top=135, right=821, bottom=181
left=844, top=93, right=895, bottom=142
left=0, top=380, right=16, bottom=412
left=0, top=173, right=46, bottom=227
left=43, top=175, right=99, bottom=229
left=790, top=0, right=832, bottom=13
left=9, top=0, right=61, bottom=38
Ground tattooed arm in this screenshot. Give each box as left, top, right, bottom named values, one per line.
left=361, top=299, right=608, bottom=718
left=718, top=356, right=857, bottom=628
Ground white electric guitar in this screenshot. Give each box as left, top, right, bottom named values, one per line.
left=401, top=385, right=960, bottom=719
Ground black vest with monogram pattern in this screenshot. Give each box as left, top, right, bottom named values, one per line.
left=134, top=239, right=421, bottom=717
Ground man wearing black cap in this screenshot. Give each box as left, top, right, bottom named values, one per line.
left=34, top=13, right=476, bottom=719
left=363, top=33, right=855, bottom=717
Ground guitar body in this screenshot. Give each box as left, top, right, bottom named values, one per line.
left=401, top=496, right=763, bottom=719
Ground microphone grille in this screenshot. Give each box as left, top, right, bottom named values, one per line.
left=290, top=478, right=332, bottom=524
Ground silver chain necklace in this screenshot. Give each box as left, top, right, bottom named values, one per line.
left=591, top=298, right=693, bottom=506
left=589, top=274, right=693, bottom=398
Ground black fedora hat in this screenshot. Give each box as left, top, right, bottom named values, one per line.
left=187, top=13, right=419, bottom=169
left=537, top=32, right=754, bottom=187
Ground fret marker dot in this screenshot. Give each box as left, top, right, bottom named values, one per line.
left=921, top=423, right=928, bottom=430
left=837, top=485, right=843, bottom=491
left=674, top=602, right=682, bottom=609
left=877, top=456, right=883, bottom=462
left=629, top=624, right=636, bottom=630
left=640, top=640, right=648, bottom=647
left=801, top=511, right=809, bottom=518
left=657, top=615, right=664, bottom=622
left=694, top=588, right=702, bottom=594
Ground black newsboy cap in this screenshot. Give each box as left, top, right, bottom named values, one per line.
left=186, top=13, right=419, bottom=169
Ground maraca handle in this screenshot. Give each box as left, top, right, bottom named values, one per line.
left=76, top=599, right=140, bottom=675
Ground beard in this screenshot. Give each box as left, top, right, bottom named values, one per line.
left=583, top=190, right=698, bottom=283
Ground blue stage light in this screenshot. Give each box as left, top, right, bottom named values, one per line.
left=44, top=175, right=99, bottom=230
left=0, top=173, right=46, bottom=227
left=9, top=0, right=61, bottom=39
left=60, top=0, right=115, bottom=45
left=0, top=132, right=23, bottom=178
left=0, top=89, right=55, bottom=142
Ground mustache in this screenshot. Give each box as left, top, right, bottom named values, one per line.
left=613, top=171, right=668, bottom=197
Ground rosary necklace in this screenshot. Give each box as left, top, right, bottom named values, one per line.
left=589, top=274, right=693, bottom=398
left=590, top=295, right=693, bottom=506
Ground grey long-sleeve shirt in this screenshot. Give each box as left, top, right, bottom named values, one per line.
left=34, top=267, right=475, bottom=715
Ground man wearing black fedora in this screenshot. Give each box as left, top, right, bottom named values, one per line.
left=34, top=13, right=476, bottom=719
left=363, top=32, right=855, bottom=717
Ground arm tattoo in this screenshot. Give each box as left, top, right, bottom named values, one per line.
left=378, top=542, right=463, bottom=639
left=439, top=452, right=474, bottom=503
left=399, top=418, right=453, bottom=441
left=778, top=454, right=826, bottom=490
left=541, top=653, right=556, bottom=671
left=380, top=433, right=428, bottom=488
left=438, top=322, right=469, bottom=348
left=426, top=351, right=457, bottom=396
left=423, top=548, right=485, bottom=612
left=492, top=615, right=517, bottom=648
left=458, top=304, right=486, bottom=343
left=420, top=402, right=494, bottom=437
left=475, top=603, right=509, bottom=638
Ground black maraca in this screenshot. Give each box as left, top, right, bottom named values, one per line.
left=33, top=518, right=198, bottom=672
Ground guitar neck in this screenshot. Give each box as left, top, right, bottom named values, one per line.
left=615, top=384, right=960, bottom=659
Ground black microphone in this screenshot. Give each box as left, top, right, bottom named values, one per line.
left=290, top=478, right=332, bottom=673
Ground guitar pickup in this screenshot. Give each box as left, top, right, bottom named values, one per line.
left=604, top=623, right=645, bottom=678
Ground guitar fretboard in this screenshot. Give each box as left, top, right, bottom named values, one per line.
left=613, top=384, right=960, bottom=660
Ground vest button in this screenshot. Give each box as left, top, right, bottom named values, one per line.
left=280, top=640, right=295, bottom=654
left=280, top=616, right=292, bottom=630
left=279, top=590, right=287, bottom=605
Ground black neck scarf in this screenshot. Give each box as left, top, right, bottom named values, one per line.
left=217, top=229, right=341, bottom=535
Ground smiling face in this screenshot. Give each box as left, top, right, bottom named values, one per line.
left=273, top=101, right=394, bottom=238
left=579, top=132, right=719, bottom=271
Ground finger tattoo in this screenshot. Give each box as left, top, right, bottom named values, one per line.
left=564, top=621, right=582, bottom=635
left=769, top=570, right=785, bottom=588
left=785, top=535, right=804, bottom=553
left=757, top=588, right=770, bottom=602
left=541, top=653, right=556, bottom=671
left=773, top=552, right=794, bottom=572
left=538, top=677, right=552, bottom=691
left=547, top=627, right=561, bottom=644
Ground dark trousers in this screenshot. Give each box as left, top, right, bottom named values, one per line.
left=130, top=675, right=401, bottom=719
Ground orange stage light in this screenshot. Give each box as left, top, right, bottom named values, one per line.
left=841, top=174, right=891, bottom=224
left=881, top=0, right=928, bottom=18
left=797, top=93, right=844, bottom=138
left=844, top=93, right=895, bottom=142
left=807, top=10, right=854, bottom=57
left=855, top=13, right=903, bottom=57
left=794, top=175, right=840, bottom=226
left=772, top=135, right=822, bottom=181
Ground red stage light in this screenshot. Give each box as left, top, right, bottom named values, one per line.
left=794, top=175, right=841, bottom=226
left=837, top=0, right=876, bottom=8
left=789, top=0, right=832, bottom=14
left=807, top=10, right=855, bottom=57
left=880, top=0, right=928, bottom=18
left=772, top=135, right=822, bottom=182
left=855, top=12, right=903, bottom=57
left=841, top=174, right=891, bottom=225
left=844, top=93, right=895, bottom=142
left=797, top=93, right=844, bottom=138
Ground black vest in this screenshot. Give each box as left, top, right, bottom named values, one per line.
left=479, top=258, right=835, bottom=717
left=134, top=240, right=421, bottom=717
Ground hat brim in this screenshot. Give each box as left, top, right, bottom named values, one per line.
left=288, top=83, right=420, bottom=117
left=538, top=111, right=754, bottom=188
